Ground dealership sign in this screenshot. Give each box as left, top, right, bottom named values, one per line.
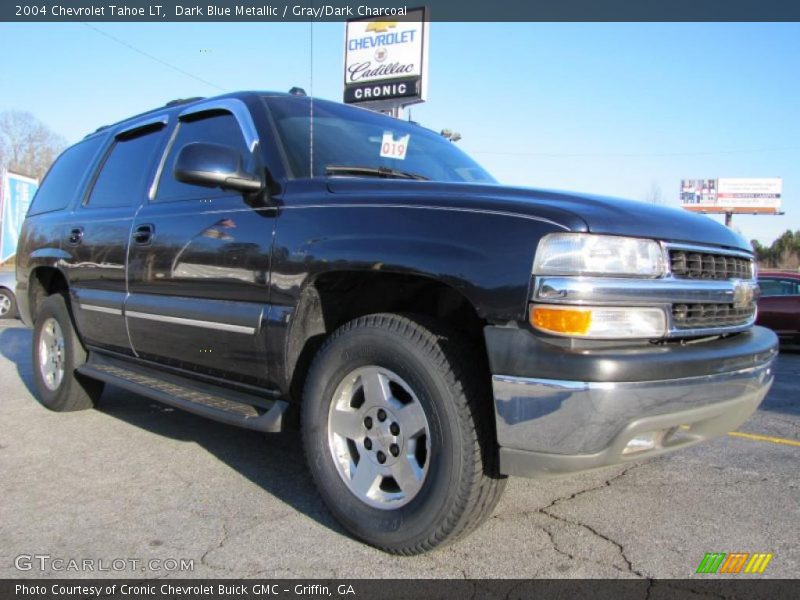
left=0, top=171, right=38, bottom=262
left=343, top=8, right=428, bottom=107
left=681, top=178, right=782, bottom=214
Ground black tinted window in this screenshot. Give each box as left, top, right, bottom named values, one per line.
left=28, top=136, right=105, bottom=216
left=88, top=127, right=166, bottom=208
left=156, top=112, right=249, bottom=202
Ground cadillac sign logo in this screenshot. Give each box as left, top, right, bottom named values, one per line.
left=344, top=8, right=428, bottom=105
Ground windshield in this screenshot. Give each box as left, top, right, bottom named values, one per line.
left=265, top=96, right=495, bottom=184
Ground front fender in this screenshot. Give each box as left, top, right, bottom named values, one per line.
left=270, top=204, right=562, bottom=322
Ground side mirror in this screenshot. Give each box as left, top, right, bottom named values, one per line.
left=174, top=142, right=263, bottom=193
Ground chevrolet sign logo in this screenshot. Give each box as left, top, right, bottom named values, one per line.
left=365, top=21, right=398, bottom=33
left=732, top=280, right=756, bottom=309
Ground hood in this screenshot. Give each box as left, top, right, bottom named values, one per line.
left=324, top=180, right=752, bottom=253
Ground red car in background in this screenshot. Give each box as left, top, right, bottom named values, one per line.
left=757, top=272, right=800, bottom=344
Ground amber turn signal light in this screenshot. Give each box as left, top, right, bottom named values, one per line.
left=530, top=306, right=592, bottom=336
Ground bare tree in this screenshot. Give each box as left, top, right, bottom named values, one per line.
left=643, top=180, right=665, bottom=205
left=0, top=110, right=67, bottom=180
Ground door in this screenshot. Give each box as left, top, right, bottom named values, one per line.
left=757, top=276, right=800, bottom=338
left=68, top=118, right=169, bottom=354
left=125, top=100, right=276, bottom=386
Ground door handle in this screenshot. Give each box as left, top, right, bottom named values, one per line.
left=67, top=227, right=84, bottom=245
left=133, top=223, right=155, bottom=245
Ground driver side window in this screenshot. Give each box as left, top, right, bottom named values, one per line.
left=155, top=111, right=250, bottom=202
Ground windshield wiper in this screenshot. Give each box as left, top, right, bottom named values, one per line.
left=325, top=165, right=429, bottom=181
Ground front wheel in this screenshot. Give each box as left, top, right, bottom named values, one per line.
left=302, top=314, right=505, bottom=554
left=32, top=294, right=104, bottom=411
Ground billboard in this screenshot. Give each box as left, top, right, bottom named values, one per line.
left=1, top=171, right=38, bottom=262
left=343, top=8, right=428, bottom=107
left=681, top=178, right=782, bottom=214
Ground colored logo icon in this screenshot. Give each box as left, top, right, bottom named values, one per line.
left=366, top=21, right=398, bottom=33
left=696, top=552, right=773, bottom=574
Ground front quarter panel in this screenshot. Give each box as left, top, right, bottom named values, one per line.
left=270, top=201, right=562, bottom=323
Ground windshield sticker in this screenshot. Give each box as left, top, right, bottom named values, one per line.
left=380, top=132, right=410, bottom=160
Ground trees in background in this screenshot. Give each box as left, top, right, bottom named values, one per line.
left=752, top=230, right=800, bottom=271
left=0, top=110, right=67, bottom=181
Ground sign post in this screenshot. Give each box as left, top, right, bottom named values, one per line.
left=680, top=178, right=783, bottom=227
left=343, top=7, right=429, bottom=118
left=0, top=171, right=39, bottom=263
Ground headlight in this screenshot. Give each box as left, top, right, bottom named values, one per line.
left=533, top=233, right=666, bottom=278
left=530, top=305, right=667, bottom=339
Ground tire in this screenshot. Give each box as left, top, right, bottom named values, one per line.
left=302, top=313, right=506, bottom=554
left=32, top=294, right=104, bottom=411
left=0, top=289, right=16, bottom=319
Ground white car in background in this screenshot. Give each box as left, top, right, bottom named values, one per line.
left=0, top=271, right=18, bottom=319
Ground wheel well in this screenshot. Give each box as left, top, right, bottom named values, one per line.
left=28, top=267, right=69, bottom=323
left=287, top=271, right=488, bottom=401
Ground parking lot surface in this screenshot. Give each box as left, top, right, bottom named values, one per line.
left=1, top=319, right=798, bottom=579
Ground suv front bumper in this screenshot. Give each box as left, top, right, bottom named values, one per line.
left=486, top=326, right=777, bottom=477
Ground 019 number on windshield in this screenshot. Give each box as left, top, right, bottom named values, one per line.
left=380, top=132, right=410, bottom=160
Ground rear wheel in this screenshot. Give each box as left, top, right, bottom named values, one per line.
left=302, top=313, right=505, bottom=554
left=32, top=294, right=104, bottom=411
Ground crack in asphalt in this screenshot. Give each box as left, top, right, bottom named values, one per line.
left=436, top=548, right=474, bottom=580
left=495, top=465, right=649, bottom=578
left=199, top=520, right=231, bottom=572
left=539, top=465, right=647, bottom=578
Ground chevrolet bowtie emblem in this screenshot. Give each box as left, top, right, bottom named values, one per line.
left=732, top=280, right=755, bottom=309
left=365, top=21, right=398, bottom=33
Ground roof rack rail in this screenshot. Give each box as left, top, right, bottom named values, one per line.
left=164, top=96, right=205, bottom=107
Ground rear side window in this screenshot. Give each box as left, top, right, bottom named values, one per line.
left=27, top=136, right=105, bottom=216
left=87, top=126, right=166, bottom=208
left=155, top=112, right=249, bottom=202
left=759, top=278, right=800, bottom=296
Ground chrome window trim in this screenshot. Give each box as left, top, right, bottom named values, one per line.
left=148, top=119, right=179, bottom=201
left=178, top=98, right=260, bottom=153
left=148, top=98, right=261, bottom=201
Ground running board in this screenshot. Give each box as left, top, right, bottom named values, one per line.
left=78, top=354, right=288, bottom=432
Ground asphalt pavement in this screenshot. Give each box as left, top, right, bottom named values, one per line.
left=0, top=319, right=798, bottom=579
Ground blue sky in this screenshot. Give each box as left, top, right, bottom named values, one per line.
left=0, top=22, right=797, bottom=244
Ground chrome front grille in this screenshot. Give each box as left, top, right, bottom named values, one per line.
left=672, top=303, right=755, bottom=329
left=532, top=242, right=758, bottom=337
left=669, top=250, right=752, bottom=280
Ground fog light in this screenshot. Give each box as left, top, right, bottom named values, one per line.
left=622, top=431, right=660, bottom=455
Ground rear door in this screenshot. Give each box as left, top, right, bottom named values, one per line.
left=125, top=99, right=276, bottom=387
left=68, top=117, right=169, bottom=354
